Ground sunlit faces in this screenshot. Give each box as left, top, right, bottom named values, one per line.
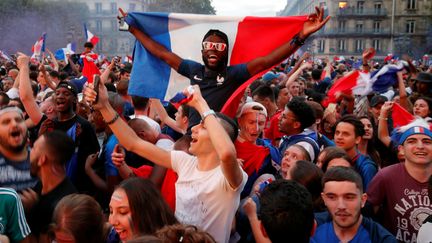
left=288, top=81, right=300, bottom=97
left=109, top=189, right=134, bottom=242
left=238, top=112, right=266, bottom=143
left=334, top=122, right=360, bottom=152
left=54, top=87, right=76, bottom=113
left=189, top=122, right=212, bottom=155
left=413, top=99, right=430, bottom=118
left=281, top=145, right=308, bottom=179
left=360, top=118, right=373, bottom=140
left=399, top=134, right=432, bottom=165
left=322, top=181, right=366, bottom=230
left=278, top=108, right=299, bottom=135
left=0, top=110, right=27, bottom=153
left=201, top=35, right=228, bottom=70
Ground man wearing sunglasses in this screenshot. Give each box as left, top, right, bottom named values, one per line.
left=121, top=7, right=329, bottom=127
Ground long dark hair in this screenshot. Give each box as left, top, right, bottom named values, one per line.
left=118, top=178, right=178, bottom=235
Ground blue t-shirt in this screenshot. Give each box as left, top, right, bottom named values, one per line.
left=104, top=135, right=119, bottom=177
left=178, top=59, right=250, bottom=126
left=312, top=221, right=372, bottom=243
left=0, top=149, right=38, bottom=191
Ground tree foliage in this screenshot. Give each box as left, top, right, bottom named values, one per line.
left=147, top=0, right=216, bottom=14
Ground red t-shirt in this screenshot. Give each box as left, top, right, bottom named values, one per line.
left=263, top=110, right=286, bottom=146
left=367, top=163, right=432, bottom=242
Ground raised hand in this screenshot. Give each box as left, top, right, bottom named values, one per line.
left=299, top=7, right=330, bottom=39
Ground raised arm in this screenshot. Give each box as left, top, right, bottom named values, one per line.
left=120, top=8, right=183, bottom=71
left=46, top=49, right=59, bottom=71
left=100, top=58, right=115, bottom=84
left=185, top=85, right=243, bottom=188
left=151, top=98, right=185, bottom=134
left=377, top=101, right=393, bottom=147
left=84, top=81, right=172, bottom=169
left=246, top=7, right=329, bottom=76
left=16, top=53, right=44, bottom=125
left=39, top=64, right=58, bottom=90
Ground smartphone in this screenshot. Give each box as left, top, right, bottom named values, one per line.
left=93, top=75, right=100, bottom=103
left=118, top=9, right=129, bottom=31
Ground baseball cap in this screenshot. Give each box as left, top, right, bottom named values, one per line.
left=238, top=102, right=267, bottom=118
left=56, top=81, right=78, bottom=97
left=370, top=95, right=388, bottom=107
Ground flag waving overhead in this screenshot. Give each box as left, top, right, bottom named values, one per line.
left=84, top=24, right=99, bottom=45
left=125, top=12, right=307, bottom=116
left=32, top=33, right=47, bottom=59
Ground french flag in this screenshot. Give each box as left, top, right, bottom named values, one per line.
left=54, top=43, right=77, bottom=63
left=84, top=24, right=99, bottom=45
left=392, top=102, right=415, bottom=128
left=125, top=12, right=307, bottom=117
left=32, top=33, right=47, bottom=59
left=323, top=62, right=406, bottom=107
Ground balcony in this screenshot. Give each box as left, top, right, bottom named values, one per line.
left=336, top=7, right=388, bottom=18
left=320, top=28, right=391, bottom=37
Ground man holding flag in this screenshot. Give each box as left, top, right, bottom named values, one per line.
left=120, top=7, right=330, bottom=126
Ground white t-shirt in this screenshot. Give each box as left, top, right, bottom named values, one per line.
left=129, top=114, right=161, bottom=133
left=171, top=151, right=247, bottom=243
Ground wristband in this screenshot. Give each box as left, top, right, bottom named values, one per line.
left=290, top=34, right=306, bottom=46
left=378, top=116, right=388, bottom=121
left=105, top=113, right=120, bottom=125
left=201, top=109, right=216, bottom=122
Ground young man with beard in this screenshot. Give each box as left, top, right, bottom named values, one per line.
left=17, top=53, right=100, bottom=193
left=367, top=120, right=432, bottom=242
left=0, top=106, right=38, bottom=191
left=120, top=7, right=329, bottom=127
left=22, top=131, right=76, bottom=243
left=84, top=83, right=246, bottom=243
left=313, top=166, right=396, bottom=243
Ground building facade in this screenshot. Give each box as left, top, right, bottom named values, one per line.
left=279, top=0, right=431, bottom=59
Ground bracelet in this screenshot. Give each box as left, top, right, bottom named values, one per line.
left=378, top=116, right=388, bottom=121
left=201, top=109, right=216, bottom=122
left=290, top=34, right=306, bottom=46
left=105, top=113, right=120, bottom=125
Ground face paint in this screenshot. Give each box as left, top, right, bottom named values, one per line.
left=112, top=192, right=123, bottom=202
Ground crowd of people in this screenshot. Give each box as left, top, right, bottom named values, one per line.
left=0, top=6, right=432, bottom=243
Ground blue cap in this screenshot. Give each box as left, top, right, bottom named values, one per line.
left=398, top=126, right=432, bottom=145
left=262, top=72, right=280, bottom=83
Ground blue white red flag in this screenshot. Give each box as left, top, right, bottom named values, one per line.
left=84, top=24, right=99, bottom=45
left=32, top=33, right=47, bottom=59
left=323, top=61, right=407, bottom=107
left=125, top=12, right=307, bottom=116
left=54, top=43, right=77, bottom=63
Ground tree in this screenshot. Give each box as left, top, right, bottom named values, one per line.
left=147, top=0, right=216, bottom=15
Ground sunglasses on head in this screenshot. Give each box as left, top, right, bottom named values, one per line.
left=202, top=41, right=227, bottom=52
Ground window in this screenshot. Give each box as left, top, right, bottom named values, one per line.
left=111, top=19, right=117, bottom=31
left=96, top=20, right=102, bottom=32
left=357, top=1, right=364, bottom=13
left=373, top=39, right=381, bottom=51
left=339, top=1, right=348, bottom=8
left=338, top=40, right=346, bottom=51
left=407, top=0, right=416, bottom=9
left=338, top=21, right=346, bottom=32
left=373, top=21, right=381, bottom=33
left=355, top=39, right=364, bottom=52
left=95, top=2, right=102, bottom=13
left=111, top=2, right=117, bottom=14
left=355, top=23, right=363, bottom=33
left=406, top=20, right=415, bottom=33
left=318, top=40, right=325, bottom=53
left=374, top=2, right=382, bottom=14
left=129, top=3, right=136, bottom=11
